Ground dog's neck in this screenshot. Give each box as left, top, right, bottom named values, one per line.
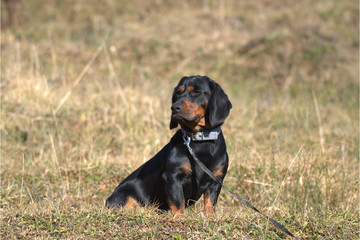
left=181, top=126, right=221, bottom=141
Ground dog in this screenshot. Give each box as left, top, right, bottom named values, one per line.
left=106, top=75, right=232, bottom=214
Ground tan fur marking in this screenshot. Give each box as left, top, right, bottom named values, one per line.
left=176, top=98, right=211, bottom=132
left=205, top=99, right=209, bottom=109
left=169, top=201, right=185, bottom=215
left=124, top=196, right=139, bottom=208
left=203, top=191, right=214, bottom=214
left=178, top=85, right=185, bottom=93
left=188, top=85, right=195, bottom=92
left=212, top=167, right=223, bottom=178
left=180, top=100, right=207, bottom=132
left=193, top=105, right=206, bottom=118
left=181, top=162, right=192, bottom=173
left=180, top=100, right=200, bottom=115
left=197, top=117, right=206, bottom=128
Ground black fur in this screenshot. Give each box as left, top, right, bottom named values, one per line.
left=106, top=75, right=232, bottom=213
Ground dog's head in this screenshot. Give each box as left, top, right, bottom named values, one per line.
left=170, top=75, right=232, bottom=132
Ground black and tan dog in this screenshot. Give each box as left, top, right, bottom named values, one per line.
left=106, top=75, right=232, bottom=214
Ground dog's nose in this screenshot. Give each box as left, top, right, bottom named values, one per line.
left=171, top=103, right=183, bottom=113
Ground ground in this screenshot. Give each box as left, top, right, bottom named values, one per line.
left=1, top=0, right=359, bottom=239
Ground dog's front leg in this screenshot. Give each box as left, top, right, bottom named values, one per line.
left=164, top=175, right=185, bottom=215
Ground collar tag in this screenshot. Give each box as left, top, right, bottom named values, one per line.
left=182, top=126, right=221, bottom=141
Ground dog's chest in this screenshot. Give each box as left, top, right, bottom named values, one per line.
left=182, top=148, right=218, bottom=196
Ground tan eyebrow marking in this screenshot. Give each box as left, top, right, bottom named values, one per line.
left=178, top=85, right=185, bottom=93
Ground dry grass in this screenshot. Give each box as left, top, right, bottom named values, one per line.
left=1, top=0, right=359, bottom=239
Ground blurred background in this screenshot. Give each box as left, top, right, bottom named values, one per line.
left=1, top=0, right=359, bottom=238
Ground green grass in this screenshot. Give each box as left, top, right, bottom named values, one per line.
left=1, top=0, right=359, bottom=239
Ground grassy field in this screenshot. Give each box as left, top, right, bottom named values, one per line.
left=1, top=0, right=359, bottom=239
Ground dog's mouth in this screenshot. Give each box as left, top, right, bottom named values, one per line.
left=171, top=113, right=206, bottom=132
left=172, top=113, right=202, bottom=124
left=171, top=100, right=208, bottom=132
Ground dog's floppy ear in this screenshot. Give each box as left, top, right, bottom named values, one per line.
left=207, top=79, right=232, bottom=128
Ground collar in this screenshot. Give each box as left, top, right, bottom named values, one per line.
left=181, top=126, right=221, bottom=141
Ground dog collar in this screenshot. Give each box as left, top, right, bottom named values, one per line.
left=181, top=126, right=221, bottom=141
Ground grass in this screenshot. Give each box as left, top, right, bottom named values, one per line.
left=1, top=0, right=359, bottom=239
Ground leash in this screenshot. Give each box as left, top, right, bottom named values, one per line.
left=182, top=133, right=294, bottom=238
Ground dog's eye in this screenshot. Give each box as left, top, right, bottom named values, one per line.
left=190, top=90, right=201, bottom=97
left=175, top=90, right=182, bottom=96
